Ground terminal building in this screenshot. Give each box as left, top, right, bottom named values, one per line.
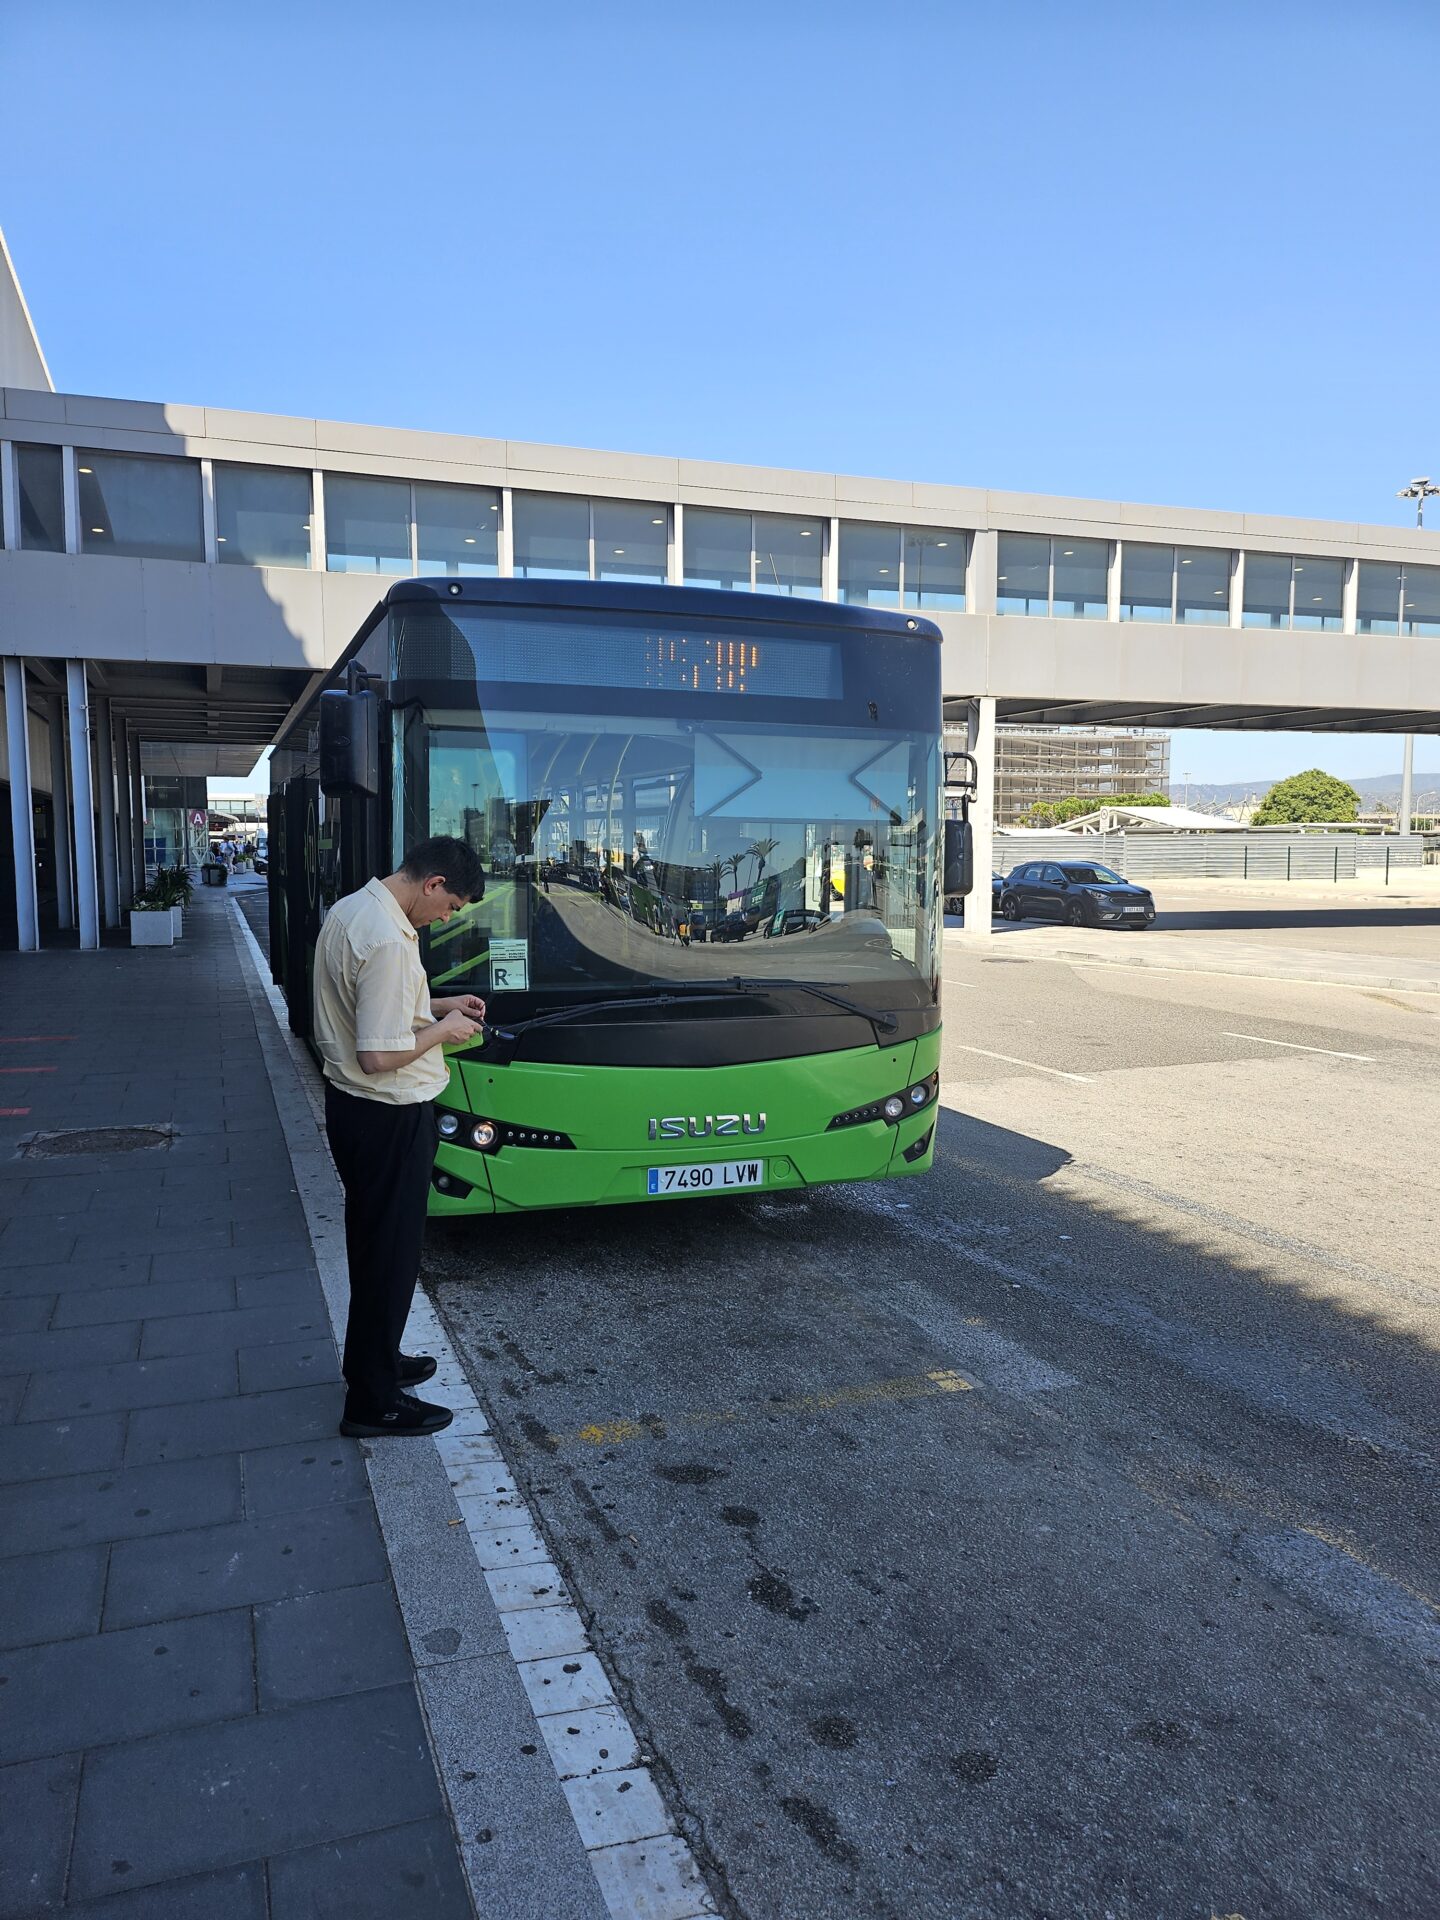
left=3, top=231, right=1437, bottom=949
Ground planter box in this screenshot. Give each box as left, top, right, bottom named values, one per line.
left=131, top=911, right=174, bottom=948
left=170, top=906, right=184, bottom=938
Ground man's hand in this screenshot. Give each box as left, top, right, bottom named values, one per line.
left=432, top=994, right=487, bottom=1023
left=434, top=1009, right=481, bottom=1047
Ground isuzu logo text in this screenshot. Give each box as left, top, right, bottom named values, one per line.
left=647, top=1114, right=767, bottom=1140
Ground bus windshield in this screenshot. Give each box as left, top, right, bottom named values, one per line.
left=412, top=708, right=939, bottom=1014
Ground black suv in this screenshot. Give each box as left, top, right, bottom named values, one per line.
left=999, top=860, right=1155, bottom=928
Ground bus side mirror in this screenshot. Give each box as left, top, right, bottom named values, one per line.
left=943, top=818, right=972, bottom=897
left=319, top=690, right=379, bottom=797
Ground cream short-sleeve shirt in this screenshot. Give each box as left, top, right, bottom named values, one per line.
left=313, top=878, right=449, bottom=1105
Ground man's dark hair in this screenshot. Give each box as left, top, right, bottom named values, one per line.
left=399, top=836, right=485, bottom=899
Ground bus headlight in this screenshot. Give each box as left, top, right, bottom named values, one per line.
left=470, top=1119, right=498, bottom=1150
left=908, top=1083, right=929, bottom=1106
left=882, top=1096, right=906, bottom=1120
left=437, top=1112, right=460, bottom=1139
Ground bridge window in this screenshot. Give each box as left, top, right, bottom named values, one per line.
left=593, top=500, right=668, bottom=584
left=416, top=483, right=500, bottom=577
left=325, top=475, right=411, bottom=574
left=996, top=533, right=1050, bottom=614
left=1291, top=557, right=1343, bottom=630
left=683, top=507, right=750, bottom=590
left=903, top=528, right=967, bottom=609
left=1175, top=547, right=1230, bottom=623
left=1119, top=542, right=1174, bottom=622
left=1051, top=538, right=1108, bottom=618
left=754, top=513, right=823, bottom=597
left=14, top=444, right=64, bottom=552
left=1356, top=562, right=1402, bottom=634
left=1402, top=563, right=1440, bottom=636
left=513, top=492, right=589, bottom=579
left=215, top=464, right=312, bottom=568
left=78, top=451, right=203, bottom=562
left=1241, top=552, right=1293, bottom=628
left=840, top=524, right=969, bottom=609
left=839, top=524, right=901, bottom=605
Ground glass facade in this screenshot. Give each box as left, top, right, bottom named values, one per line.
left=1356, top=561, right=1402, bottom=634
left=1290, top=557, right=1343, bottom=630
left=416, top=483, right=500, bottom=576
left=1242, top=553, right=1292, bottom=628
left=683, top=507, right=751, bottom=590
left=1051, top=538, right=1108, bottom=618
left=1119, top=543, right=1174, bottom=622
left=15, top=444, right=64, bottom=552
left=838, top=524, right=901, bottom=606
left=996, top=533, right=1050, bottom=614
left=78, top=451, right=203, bottom=561
left=753, top=514, right=823, bottom=597
left=903, top=528, right=967, bottom=609
left=839, top=524, right=968, bottom=609
left=513, top=492, right=589, bottom=579
left=215, top=463, right=311, bottom=567
left=20, top=435, right=1429, bottom=659
left=593, top=500, right=668, bottom=583
left=1174, top=547, right=1230, bottom=624
left=1402, top=563, right=1440, bottom=636
left=325, top=475, right=410, bottom=574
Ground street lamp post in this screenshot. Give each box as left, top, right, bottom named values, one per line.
left=1392, top=479, right=1437, bottom=837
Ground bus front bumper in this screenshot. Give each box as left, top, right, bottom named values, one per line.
left=428, top=1104, right=937, bottom=1215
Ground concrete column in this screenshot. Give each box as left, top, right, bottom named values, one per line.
left=823, top=517, right=839, bottom=601
left=130, top=741, right=147, bottom=893
left=115, top=721, right=136, bottom=910
left=1230, top=551, right=1245, bottom=628
left=499, top=487, right=514, bottom=576
left=1399, top=734, right=1415, bottom=838
left=969, top=529, right=998, bottom=617
left=1, top=441, right=19, bottom=549
left=65, top=661, right=100, bottom=950
left=95, top=694, right=121, bottom=928
left=3, top=657, right=40, bottom=950
left=62, top=446, right=80, bottom=555
left=668, top=502, right=683, bottom=585
left=309, top=470, right=326, bottom=573
left=45, top=694, right=75, bottom=928
left=958, top=695, right=996, bottom=944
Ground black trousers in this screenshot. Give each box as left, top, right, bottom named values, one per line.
left=324, top=1083, right=438, bottom=1414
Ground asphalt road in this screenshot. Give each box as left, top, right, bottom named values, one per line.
left=423, top=943, right=1440, bottom=1920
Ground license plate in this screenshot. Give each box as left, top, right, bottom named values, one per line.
left=646, top=1160, right=764, bottom=1196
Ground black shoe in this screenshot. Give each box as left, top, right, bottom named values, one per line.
left=398, top=1353, right=438, bottom=1387
left=340, top=1392, right=453, bottom=1438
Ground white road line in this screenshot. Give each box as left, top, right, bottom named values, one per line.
left=953, top=1043, right=1094, bottom=1083
left=1221, top=1031, right=1375, bottom=1062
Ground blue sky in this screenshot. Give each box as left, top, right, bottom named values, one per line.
left=4, top=0, right=1437, bottom=788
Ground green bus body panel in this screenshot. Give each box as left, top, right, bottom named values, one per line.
left=428, top=1028, right=941, bottom=1215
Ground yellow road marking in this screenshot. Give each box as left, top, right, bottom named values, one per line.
left=566, top=1368, right=972, bottom=1450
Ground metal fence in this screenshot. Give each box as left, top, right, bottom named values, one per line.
left=991, top=832, right=1425, bottom=882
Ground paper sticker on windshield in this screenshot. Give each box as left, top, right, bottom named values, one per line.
left=489, top=938, right=529, bottom=992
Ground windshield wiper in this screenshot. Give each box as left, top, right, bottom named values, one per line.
left=454, top=989, right=745, bottom=1059
left=726, top=976, right=899, bottom=1035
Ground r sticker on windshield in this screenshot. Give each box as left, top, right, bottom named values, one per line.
left=489, top=937, right=529, bottom=992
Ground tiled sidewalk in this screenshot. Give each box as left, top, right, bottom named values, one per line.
left=0, top=891, right=475, bottom=1917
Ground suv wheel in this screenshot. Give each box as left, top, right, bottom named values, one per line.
left=1065, top=899, right=1086, bottom=926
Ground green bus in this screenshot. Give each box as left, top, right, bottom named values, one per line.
left=268, top=578, right=943, bottom=1215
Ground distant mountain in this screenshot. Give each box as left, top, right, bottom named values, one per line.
left=1180, top=770, right=1440, bottom=811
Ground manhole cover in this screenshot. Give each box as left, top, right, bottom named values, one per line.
left=22, top=1126, right=173, bottom=1159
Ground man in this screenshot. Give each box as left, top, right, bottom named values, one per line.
left=313, top=836, right=486, bottom=1437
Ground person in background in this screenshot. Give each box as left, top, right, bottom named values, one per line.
left=313, top=836, right=486, bottom=1437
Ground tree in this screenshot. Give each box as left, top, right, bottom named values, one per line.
left=746, top=837, right=779, bottom=883
left=1251, top=769, right=1360, bottom=826
left=1018, top=792, right=1168, bottom=829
